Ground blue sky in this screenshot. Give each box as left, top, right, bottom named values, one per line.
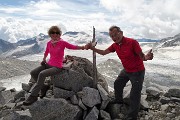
left=0, top=0, right=180, bottom=42
left=0, top=0, right=25, bottom=6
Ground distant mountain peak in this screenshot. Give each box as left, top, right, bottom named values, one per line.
left=154, top=32, right=180, bottom=48
left=63, top=31, right=79, bottom=36
left=63, top=31, right=89, bottom=36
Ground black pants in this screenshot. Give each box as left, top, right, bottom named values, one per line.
left=30, top=64, right=63, bottom=97
left=114, top=69, right=145, bottom=119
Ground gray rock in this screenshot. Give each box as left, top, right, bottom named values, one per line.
left=100, top=99, right=110, bottom=110
left=72, top=56, right=109, bottom=91
left=81, top=87, right=101, bottom=107
left=3, top=103, right=16, bottom=109
left=14, top=90, right=26, bottom=101
left=0, top=109, right=32, bottom=120
left=146, top=86, right=161, bottom=98
left=13, top=109, right=32, bottom=120
left=0, top=109, right=12, bottom=118
left=0, top=87, right=6, bottom=92
left=100, top=110, right=111, bottom=120
left=97, top=84, right=109, bottom=101
left=0, top=90, right=15, bottom=106
left=45, top=89, right=53, bottom=98
left=84, top=106, right=99, bottom=120
left=70, top=95, right=78, bottom=105
left=53, top=87, right=75, bottom=99
left=161, top=104, right=169, bottom=111
left=26, top=98, right=82, bottom=120
left=160, top=96, right=171, bottom=104
left=78, top=98, right=87, bottom=110
left=140, top=95, right=149, bottom=110
left=167, top=87, right=180, bottom=98
left=170, top=97, right=180, bottom=103
left=53, top=69, right=93, bottom=92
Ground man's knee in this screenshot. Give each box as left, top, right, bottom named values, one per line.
left=114, top=78, right=128, bottom=88
left=131, top=80, right=143, bottom=91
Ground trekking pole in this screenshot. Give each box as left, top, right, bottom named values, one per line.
left=92, top=26, right=97, bottom=88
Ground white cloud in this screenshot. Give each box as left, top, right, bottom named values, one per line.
left=100, top=0, right=180, bottom=39
left=0, top=17, right=66, bottom=43
left=0, top=7, right=24, bottom=13
left=0, top=0, right=180, bottom=42
left=26, top=0, right=62, bottom=17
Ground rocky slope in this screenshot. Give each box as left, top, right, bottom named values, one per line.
left=0, top=56, right=180, bottom=120
left=0, top=57, right=39, bottom=80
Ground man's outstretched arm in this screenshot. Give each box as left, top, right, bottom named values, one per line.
left=91, top=47, right=111, bottom=55
left=87, top=42, right=111, bottom=55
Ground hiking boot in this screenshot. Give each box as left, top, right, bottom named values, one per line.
left=23, top=95, right=38, bottom=106
left=39, top=85, right=50, bottom=99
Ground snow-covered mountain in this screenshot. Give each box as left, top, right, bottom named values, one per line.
left=0, top=39, right=16, bottom=54
left=154, top=33, right=180, bottom=48
left=0, top=31, right=112, bottom=58
left=136, top=38, right=159, bottom=42
left=1, top=31, right=179, bottom=59
left=1, top=34, right=49, bottom=58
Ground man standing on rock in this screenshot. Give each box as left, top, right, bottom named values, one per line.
left=88, top=25, right=153, bottom=120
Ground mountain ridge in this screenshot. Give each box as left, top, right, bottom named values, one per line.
left=0, top=31, right=179, bottom=58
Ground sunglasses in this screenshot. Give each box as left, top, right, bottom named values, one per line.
left=50, top=32, right=60, bottom=35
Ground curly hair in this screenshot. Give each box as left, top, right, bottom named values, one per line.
left=48, top=26, right=62, bottom=36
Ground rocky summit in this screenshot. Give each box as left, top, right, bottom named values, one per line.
left=0, top=56, right=180, bottom=120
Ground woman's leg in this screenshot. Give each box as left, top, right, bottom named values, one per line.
left=30, top=66, right=63, bottom=97
left=24, top=65, right=46, bottom=92
left=23, top=65, right=63, bottom=105
left=30, top=65, right=46, bottom=83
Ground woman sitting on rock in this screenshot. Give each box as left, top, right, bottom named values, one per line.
left=23, top=25, right=88, bottom=105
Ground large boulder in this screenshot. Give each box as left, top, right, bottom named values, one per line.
left=52, top=56, right=108, bottom=92
left=24, top=98, right=82, bottom=120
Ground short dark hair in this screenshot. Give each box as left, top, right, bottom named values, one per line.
left=48, top=26, right=62, bottom=36
left=109, top=25, right=122, bottom=32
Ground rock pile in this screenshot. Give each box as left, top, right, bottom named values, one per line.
left=0, top=56, right=180, bottom=120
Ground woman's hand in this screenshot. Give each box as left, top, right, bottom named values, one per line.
left=41, top=58, right=47, bottom=65
left=41, top=61, right=46, bottom=65
left=84, top=42, right=97, bottom=50
left=84, top=43, right=90, bottom=50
